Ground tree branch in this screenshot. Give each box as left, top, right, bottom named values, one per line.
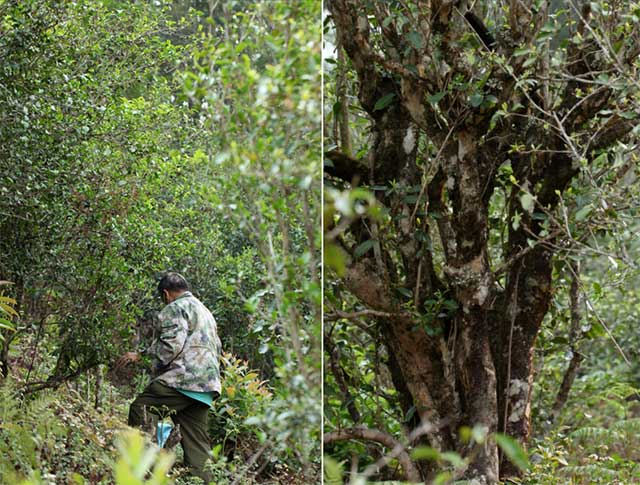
left=324, top=426, right=421, bottom=482
left=551, top=261, right=584, bottom=421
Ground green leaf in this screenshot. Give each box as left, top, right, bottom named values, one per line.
left=593, top=152, right=608, bottom=165
left=520, top=192, right=535, bottom=213
left=443, top=299, right=459, bottom=312
left=540, top=22, right=555, bottom=33
left=405, top=405, right=416, bottom=422
left=415, top=229, right=429, bottom=243
left=411, top=446, right=440, bottom=460
left=440, top=451, right=465, bottom=468
left=495, top=433, right=530, bottom=470
left=490, top=110, right=504, bottom=129
left=585, top=320, right=607, bottom=339
left=514, top=47, right=532, bottom=57
left=323, top=456, right=344, bottom=485
left=0, top=317, right=15, bottom=333
left=325, top=244, right=346, bottom=277
left=592, top=281, right=602, bottom=296
left=71, top=472, right=85, bottom=485
left=406, top=30, right=424, bottom=50
left=459, top=426, right=472, bottom=443
left=485, top=94, right=498, bottom=106
left=374, top=92, right=396, bottom=111
left=575, top=205, right=592, bottom=222
left=512, top=211, right=521, bottom=231
left=537, top=32, right=553, bottom=42
left=470, top=93, right=484, bottom=107
left=396, top=287, right=413, bottom=298
left=427, top=91, right=446, bottom=105
left=212, top=444, right=223, bottom=458
left=433, top=472, right=453, bottom=485
left=405, top=64, right=419, bottom=75
left=354, top=239, right=376, bottom=258
left=0, top=301, right=17, bottom=317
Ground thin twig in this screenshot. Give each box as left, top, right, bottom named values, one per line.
left=567, top=264, right=633, bottom=368
left=230, top=440, right=271, bottom=485
left=409, top=121, right=458, bottom=225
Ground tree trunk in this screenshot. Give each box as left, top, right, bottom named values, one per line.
left=455, top=310, right=499, bottom=483
left=325, top=1, right=639, bottom=482
left=383, top=315, right=457, bottom=452
left=493, top=244, right=553, bottom=477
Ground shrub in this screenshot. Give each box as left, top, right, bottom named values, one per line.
left=209, top=352, right=272, bottom=456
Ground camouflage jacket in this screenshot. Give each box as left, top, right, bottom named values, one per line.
left=150, top=291, right=222, bottom=393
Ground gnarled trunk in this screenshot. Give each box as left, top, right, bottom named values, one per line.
left=325, top=0, right=639, bottom=482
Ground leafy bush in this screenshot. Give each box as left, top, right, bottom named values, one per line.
left=209, top=352, right=272, bottom=455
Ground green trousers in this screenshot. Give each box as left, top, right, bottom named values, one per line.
left=128, top=380, right=212, bottom=482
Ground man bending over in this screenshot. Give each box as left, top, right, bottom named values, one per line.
left=124, top=272, right=222, bottom=481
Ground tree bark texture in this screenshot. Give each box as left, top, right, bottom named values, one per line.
left=326, top=0, right=638, bottom=482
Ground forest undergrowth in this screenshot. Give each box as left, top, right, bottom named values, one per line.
left=1, top=335, right=306, bottom=485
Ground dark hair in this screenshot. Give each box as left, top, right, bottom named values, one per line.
left=158, top=272, right=189, bottom=294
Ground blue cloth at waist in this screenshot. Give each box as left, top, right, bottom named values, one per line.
left=177, top=388, right=214, bottom=407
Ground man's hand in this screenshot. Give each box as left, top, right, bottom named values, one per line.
left=115, top=351, right=140, bottom=370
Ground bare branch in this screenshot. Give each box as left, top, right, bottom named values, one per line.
left=324, top=426, right=422, bottom=482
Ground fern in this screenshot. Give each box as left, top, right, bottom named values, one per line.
left=0, top=378, right=124, bottom=482
left=561, top=464, right=618, bottom=480
left=0, top=286, right=17, bottom=337
left=602, top=383, right=638, bottom=400
left=569, top=426, right=622, bottom=444
left=0, top=382, right=62, bottom=481
left=612, top=418, right=640, bottom=434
